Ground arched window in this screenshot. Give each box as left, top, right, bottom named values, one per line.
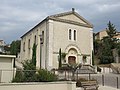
left=28, top=39, right=30, bottom=49
left=69, top=29, right=72, bottom=40
left=42, top=31, right=44, bottom=44
left=23, top=42, right=25, bottom=52
left=74, top=30, right=76, bottom=40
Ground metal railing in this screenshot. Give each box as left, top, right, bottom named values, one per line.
left=0, top=69, right=120, bottom=89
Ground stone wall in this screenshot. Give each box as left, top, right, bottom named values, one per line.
left=0, top=81, right=76, bottom=90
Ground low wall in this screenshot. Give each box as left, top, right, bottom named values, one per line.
left=0, top=81, right=76, bottom=90
left=100, top=67, right=112, bottom=73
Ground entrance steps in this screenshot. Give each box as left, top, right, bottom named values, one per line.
left=75, top=64, right=96, bottom=74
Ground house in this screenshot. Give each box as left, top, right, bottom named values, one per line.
left=0, top=55, right=16, bottom=82
left=95, top=30, right=108, bottom=40
left=95, top=30, right=120, bottom=41
left=0, top=40, right=6, bottom=53
left=20, top=8, right=93, bottom=70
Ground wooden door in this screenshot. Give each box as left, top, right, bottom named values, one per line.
left=68, top=56, right=76, bottom=65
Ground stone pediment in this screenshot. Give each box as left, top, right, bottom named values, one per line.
left=49, top=10, right=93, bottom=28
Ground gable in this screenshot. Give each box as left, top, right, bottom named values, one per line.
left=58, top=14, right=86, bottom=24
left=49, top=11, right=93, bottom=28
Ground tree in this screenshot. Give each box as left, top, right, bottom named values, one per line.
left=99, top=37, right=114, bottom=64
left=92, top=51, right=95, bottom=65
left=61, top=53, right=66, bottom=63
left=58, top=48, right=62, bottom=68
left=4, top=45, right=10, bottom=54
left=32, top=43, right=37, bottom=67
left=116, top=42, right=120, bottom=57
left=106, top=21, right=117, bottom=49
left=10, top=40, right=21, bottom=56
left=68, top=63, right=82, bottom=80
left=94, top=21, right=117, bottom=64
left=106, top=21, right=117, bottom=38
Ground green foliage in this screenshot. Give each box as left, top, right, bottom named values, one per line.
left=116, top=42, right=120, bottom=56
left=12, top=70, right=24, bottom=82
left=92, top=51, right=95, bottom=65
left=99, top=37, right=114, bottom=64
left=13, top=60, right=57, bottom=82
left=32, top=43, right=37, bottom=66
left=94, top=21, right=117, bottom=64
left=106, top=21, right=117, bottom=38
left=22, top=60, right=36, bottom=82
left=10, top=40, right=21, bottom=56
left=106, top=21, right=117, bottom=49
left=4, top=45, right=10, bottom=54
left=68, top=63, right=82, bottom=80
left=61, top=53, right=66, bottom=59
left=58, top=48, right=62, bottom=68
left=35, top=69, right=58, bottom=82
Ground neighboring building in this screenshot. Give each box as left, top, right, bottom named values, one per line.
left=0, top=55, right=16, bottom=83
left=0, top=40, right=6, bottom=53
left=95, top=30, right=108, bottom=40
left=95, top=30, right=120, bottom=41
left=114, top=32, right=120, bottom=42
left=20, top=8, right=93, bottom=69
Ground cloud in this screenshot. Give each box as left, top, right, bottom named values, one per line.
left=0, top=0, right=120, bottom=43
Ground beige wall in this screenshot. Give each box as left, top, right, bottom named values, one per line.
left=95, top=30, right=108, bottom=40
left=20, top=13, right=93, bottom=69
left=20, top=21, right=48, bottom=69
left=52, top=20, right=93, bottom=68
left=0, top=55, right=15, bottom=83
left=0, top=82, right=76, bottom=90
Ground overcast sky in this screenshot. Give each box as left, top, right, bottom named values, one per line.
left=0, top=0, right=120, bottom=44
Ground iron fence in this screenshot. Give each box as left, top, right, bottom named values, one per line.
left=0, top=69, right=120, bottom=89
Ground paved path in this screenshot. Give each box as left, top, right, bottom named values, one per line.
left=99, top=85, right=119, bottom=90
left=76, top=86, right=119, bottom=90
left=78, top=73, right=120, bottom=89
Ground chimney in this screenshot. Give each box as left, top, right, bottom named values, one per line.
left=72, top=8, right=75, bottom=12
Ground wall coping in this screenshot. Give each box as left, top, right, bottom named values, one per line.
left=0, top=81, right=76, bottom=86
left=0, top=55, right=16, bottom=58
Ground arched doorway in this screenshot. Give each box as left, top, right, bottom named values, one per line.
left=68, top=56, right=76, bottom=65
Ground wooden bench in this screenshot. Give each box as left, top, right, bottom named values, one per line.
left=81, top=81, right=99, bottom=90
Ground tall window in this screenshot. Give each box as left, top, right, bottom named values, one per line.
left=34, top=35, right=36, bottom=44
left=28, top=39, right=30, bottom=55
left=28, top=39, right=30, bottom=49
left=42, top=31, right=44, bottom=44
left=74, top=30, right=76, bottom=40
left=69, top=29, right=72, bottom=40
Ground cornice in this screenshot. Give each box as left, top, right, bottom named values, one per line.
left=49, top=17, right=93, bottom=28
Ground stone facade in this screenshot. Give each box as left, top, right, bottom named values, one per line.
left=20, top=9, right=93, bottom=69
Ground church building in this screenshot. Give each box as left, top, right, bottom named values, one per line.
left=20, top=8, right=93, bottom=70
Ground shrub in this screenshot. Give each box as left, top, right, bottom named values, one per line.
left=12, top=70, right=24, bottom=82
left=36, top=69, right=58, bottom=82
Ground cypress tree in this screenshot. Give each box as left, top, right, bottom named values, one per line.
left=32, top=43, right=37, bottom=67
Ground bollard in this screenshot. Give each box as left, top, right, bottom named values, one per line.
left=65, top=70, right=66, bottom=80
left=0, top=70, right=2, bottom=83
left=117, top=77, right=119, bottom=89
left=77, top=71, right=78, bottom=81
left=102, top=74, right=104, bottom=86
left=89, top=73, right=91, bottom=80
